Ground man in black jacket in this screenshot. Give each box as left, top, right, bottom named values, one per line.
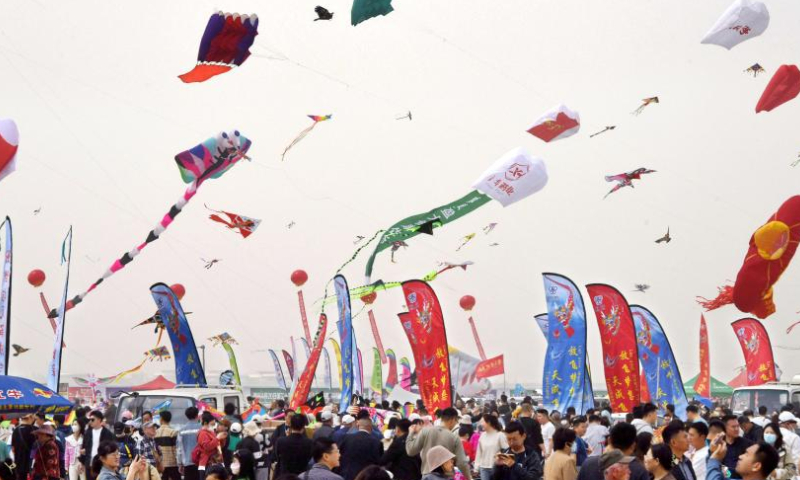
left=516, top=404, right=544, bottom=457
left=663, top=420, right=696, bottom=480
left=339, top=418, right=384, bottom=480
left=275, top=414, right=313, bottom=476
left=11, top=413, right=36, bottom=480
left=577, top=422, right=649, bottom=480
left=80, top=411, right=114, bottom=480
left=491, top=422, right=542, bottom=480
left=380, top=419, right=421, bottom=480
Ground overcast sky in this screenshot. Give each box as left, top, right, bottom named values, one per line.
left=1, top=0, right=800, bottom=389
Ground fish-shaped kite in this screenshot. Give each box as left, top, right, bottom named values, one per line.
left=603, top=168, right=656, bottom=199
left=206, top=205, right=261, bottom=238
left=179, top=12, right=259, bottom=83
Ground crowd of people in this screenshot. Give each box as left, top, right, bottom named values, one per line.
left=1, top=395, right=799, bottom=480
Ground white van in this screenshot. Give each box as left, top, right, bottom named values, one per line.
left=113, top=387, right=247, bottom=429
left=731, top=375, right=800, bottom=415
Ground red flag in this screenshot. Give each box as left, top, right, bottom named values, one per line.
left=476, top=355, right=504, bottom=380
left=731, top=318, right=776, bottom=386
left=586, top=284, right=640, bottom=413
left=694, top=315, right=711, bottom=398
left=282, top=350, right=295, bottom=381
left=290, top=314, right=328, bottom=409
left=399, top=280, right=452, bottom=412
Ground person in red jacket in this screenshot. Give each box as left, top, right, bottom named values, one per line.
left=196, top=413, right=222, bottom=480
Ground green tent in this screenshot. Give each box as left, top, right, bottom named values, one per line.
left=683, top=374, right=734, bottom=397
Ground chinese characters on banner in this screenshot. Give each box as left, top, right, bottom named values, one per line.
left=290, top=314, right=328, bottom=409
left=282, top=349, right=295, bottom=381
left=150, top=283, right=207, bottom=387
left=542, top=274, right=591, bottom=414
left=399, top=280, right=452, bottom=412
left=631, top=305, right=688, bottom=418
left=335, top=275, right=355, bottom=412
left=731, top=318, right=777, bottom=386
left=586, top=284, right=640, bottom=413
left=476, top=355, right=504, bottom=380
left=694, top=315, right=711, bottom=398
left=269, top=349, right=288, bottom=391
left=472, top=147, right=549, bottom=207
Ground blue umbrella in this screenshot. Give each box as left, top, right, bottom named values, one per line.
left=0, top=376, right=73, bottom=415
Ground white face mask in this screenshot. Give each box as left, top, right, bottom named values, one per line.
left=231, top=463, right=240, bottom=475
left=72, top=425, right=81, bottom=433
left=255, top=433, right=264, bottom=443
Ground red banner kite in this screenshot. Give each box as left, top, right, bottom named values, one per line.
left=289, top=315, right=328, bottom=409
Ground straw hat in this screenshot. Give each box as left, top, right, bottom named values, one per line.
left=426, top=446, right=455, bottom=472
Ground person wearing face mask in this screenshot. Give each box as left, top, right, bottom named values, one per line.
left=762, top=423, right=797, bottom=480
left=230, top=450, right=255, bottom=480
left=543, top=428, right=577, bottom=480
left=195, top=413, right=222, bottom=480
left=67, top=420, right=88, bottom=480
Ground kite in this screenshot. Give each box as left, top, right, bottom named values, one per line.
left=351, top=0, right=394, bottom=26
left=390, top=241, right=407, bottom=263
left=603, top=168, right=656, bottom=199
left=287, top=221, right=296, bottom=229
left=483, top=223, right=498, bottom=235
left=314, top=6, right=334, bottom=20
left=0, top=118, right=19, bottom=183
left=179, top=12, right=259, bottom=83
left=701, top=0, right=769, bottom=50
left=590, top=126, right=616, bottom=138
left=526, top=104, right=580, bottom=143
left=282, top=115, right=332, bottom=161
left=756, top=65, right=800, bottom=113
left=206, top=205, right=261, bottom=238
left=745, top=64, right=765, bottom=77
left=436, top=261, right=473, bottom=274
left=48, top=130, right=252, bottom=318
left=209, top=332, right=238, bottom=346
left=396, top=111, right=412, bottom=121
left=456, top=233, right=476, bottom=251
left=697, top=196, right=800, bottom=319
left=33, top=208, right=41, bottom=215
left=791, top=154, right=800, bottom=168
left=146, top=346, right=172, bottom=361
left=634, top=284, right=650, bottom=293
left=655, top=227, right=671, bottom=244
left=354, top=235, right=365, bottom=244
left=632, top=97, right=659, bottom=115
left=12, top=344, right=28, bottom=357
left=202, top=258, right=221, bottom=269
left=489, top=242, right=500, bottom=247
left=112, top=347, right=174, bottom=383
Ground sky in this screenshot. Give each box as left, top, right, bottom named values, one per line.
left=1, top=0, right=800, bottom=390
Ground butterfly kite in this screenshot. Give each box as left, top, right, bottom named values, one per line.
left=179, top=12, right=259, bottom=83
left=282, top=115, right=332, bottom=161
left=603, top=168, right=656, bottom=199
left=206, top=205, right=261, bottom=238
left=745, top=64, right=765, bottom=77
left=209, top=332, right=238, bottom=346
left=632, top=97, right=659, bottom=115
left=0, top=118, right=19, bottom=183
left=49, top=130, right=252, bottom=318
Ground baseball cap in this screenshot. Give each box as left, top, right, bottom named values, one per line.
left=321, top=411, right=333, bottom=421
left=600, top=450, right=634, bottom=471
left=408, top=413, right=421, bottom=422
left=230, top=423, right=242, bottom=434
left=779, top=411, right=798, bottom=423
left=342, top=415, right=355, bottom=424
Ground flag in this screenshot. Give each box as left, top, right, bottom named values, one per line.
left=0, top=217, right=11, bottom=375
left=47, top=227, right=72, bottom=391
left=472, top=147, right=548, bottom=207
left=586, top=283, right=640, bottom=413
left=449, top=346, right=491, bottom=397
left=476, top=355, right=504, bottom=379
left=385, top=349, right=398, bottom=393
left=304, top=391, right=325, bottom=410
left=335, top=275, right=355, bottom=412
left=542, top=273, right=592, bottom=414
left=151, top=283, right=207, bottom=386
left=371, top=347, right=383, bottom=400
left=290, top=314, right=329, bottom=409
left=631, top=305, right=688, bottom=418
left=269, top=349, right=288, bottom=391
left=282, top=350, right=295, bottom=381
left=329, top=338, right=342, bottom=388
left=732, top=318, right=777, bottom=385
left=399, top=280, right=452, bottom=412
left=355, top=347, right=364, bottom=395
left=322, top=347, right=332, bottom=389
left=221, top=343, right=241, bottom=386
left=695, top=315, right=711, bottom=398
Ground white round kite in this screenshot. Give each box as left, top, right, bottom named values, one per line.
left=701, top=0, right=769, bottom=50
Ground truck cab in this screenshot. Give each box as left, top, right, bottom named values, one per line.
left=113, top=387, right=246, bottom=429
left=731, top=375, right=800, bottom=415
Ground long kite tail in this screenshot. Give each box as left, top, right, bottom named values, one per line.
left=49, top=183, right=200, bottom=318
left=281, top=123, right=318, bottom=161
left=695, top=284, right=734, bottom=311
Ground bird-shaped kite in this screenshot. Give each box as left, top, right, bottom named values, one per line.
left=436, top=261, right=474, bottom=275
left=634, top=284, right=650, bottom=293
left=12, top=344, right=28, bottom=357
left=287, top=221, right=296, bottom=229
left=33, top=207, right=41, bottom=215
left=390, top=241, right=408, bottom=263
left=655, top=228, right=671, bottom=244
left=483, top=223, right=498, bottom=235
left=354, top=235, right=365, bottom=244
left=603, top=168, right=657, bottom=199
left=632, top=97, right=659, bottom=116
left=282, top=115, right=332, bottom=161
left=314, top=6, right=334, bottom=20
left=456, top=233, right=476, bottom=251
left=202, top=258, right=221, bottom=269
left=489, top=242, right=500, bottom=247
left=206, top=205, right=261, bottom=238
left=745, top=64, right=765, bottom=77
left=590, top=126, right=616, bottom=138
left=396, top=111, right=412, bottom=121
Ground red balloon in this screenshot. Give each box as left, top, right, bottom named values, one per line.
left=170, top=283, right=186, bottom=301
left=291, top=269, right=308, bottom=287
left=361, top=292, right=378, bottom=305
left=459, top=295, right=476, bottom=311
left=27, top=269, right=45, bottom=287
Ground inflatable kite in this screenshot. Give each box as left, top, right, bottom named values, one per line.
left=756, top=65, right=800, bottom=113
left=526, top=105, right=580, bottom=143
left=206, top=205, right=261, bottom=238
left=49, top=131, right=252, bottom=318
left=698, top=196, right=800, bottom=319
left=179, top=12, right=259, bottom=83
left=603, top=168, right=656, bottom=199
left=0, top=119, right=19, bottom=183
left=351, top=0, right=393, bottom=26
left=701, top=0, right=769, bottom=50
left=282, top=115, right=332, bottom=161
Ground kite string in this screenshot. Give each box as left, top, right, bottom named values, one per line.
left=318, top=229, right=385, bottom=315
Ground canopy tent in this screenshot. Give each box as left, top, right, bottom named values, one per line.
left=130, top=375, right=175, bottom=391
left=683, top=374, right=734, bottom=397
left=728, top=369, right=748, bottom=388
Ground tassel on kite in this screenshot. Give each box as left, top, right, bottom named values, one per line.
left=632, top=97, right=659, bottom=116
left=179, top=12, right=259, bottom=83
left=206, top=205, right=261, bottom=238
left=282, top=115, right=332, bottom=161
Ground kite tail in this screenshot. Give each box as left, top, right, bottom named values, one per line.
left=786, top=320, right=800, bottom=334
left=695, top=285, right=734, bottom=311
left=281, top=123, right=317, bottom=161
left=49, top=183, right=200, bottom=318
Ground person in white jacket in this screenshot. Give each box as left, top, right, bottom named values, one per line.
left=777, top=412, right=800, bottom=467
left=687, top=422, right=709, bottom=480
left=631, top=405, right=656, bottom=435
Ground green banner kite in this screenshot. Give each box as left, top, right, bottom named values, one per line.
left=371, top=347, right=383, bottom=400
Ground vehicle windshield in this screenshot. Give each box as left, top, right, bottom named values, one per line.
left=731, top=389, right=788, bottom=414
left=116, top=395, right=196, bottom=429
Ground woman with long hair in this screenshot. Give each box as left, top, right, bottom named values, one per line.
left=66, top=419, right=88, bottom=480
left=92, top=442, right=146, bottom=480
left=475, top=415, right=507, bottom=480
left=644, top=444, right=676, bottom=480
left=764, top=422, right=797, bottom=480
left=231, top=450, right=255, bottom=480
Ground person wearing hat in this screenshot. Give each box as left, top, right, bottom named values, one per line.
left=314, top=412, right=335, bottom=441
left=11, top=413, right=37, bottom=480
left=333, top=415, right=356, bottom=444
left=227, top=423, right=243, bottom=462
left=406, top=408, right=472, bottom=480
left=600, top=449, right=634, bottom=480
left=421, top=446, right=456, bottom=480
left=777, top=412, right=800, bottom=465
left=31, top=425, right=61, bottom=480
left=138, top=422, right=163, bottom=475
